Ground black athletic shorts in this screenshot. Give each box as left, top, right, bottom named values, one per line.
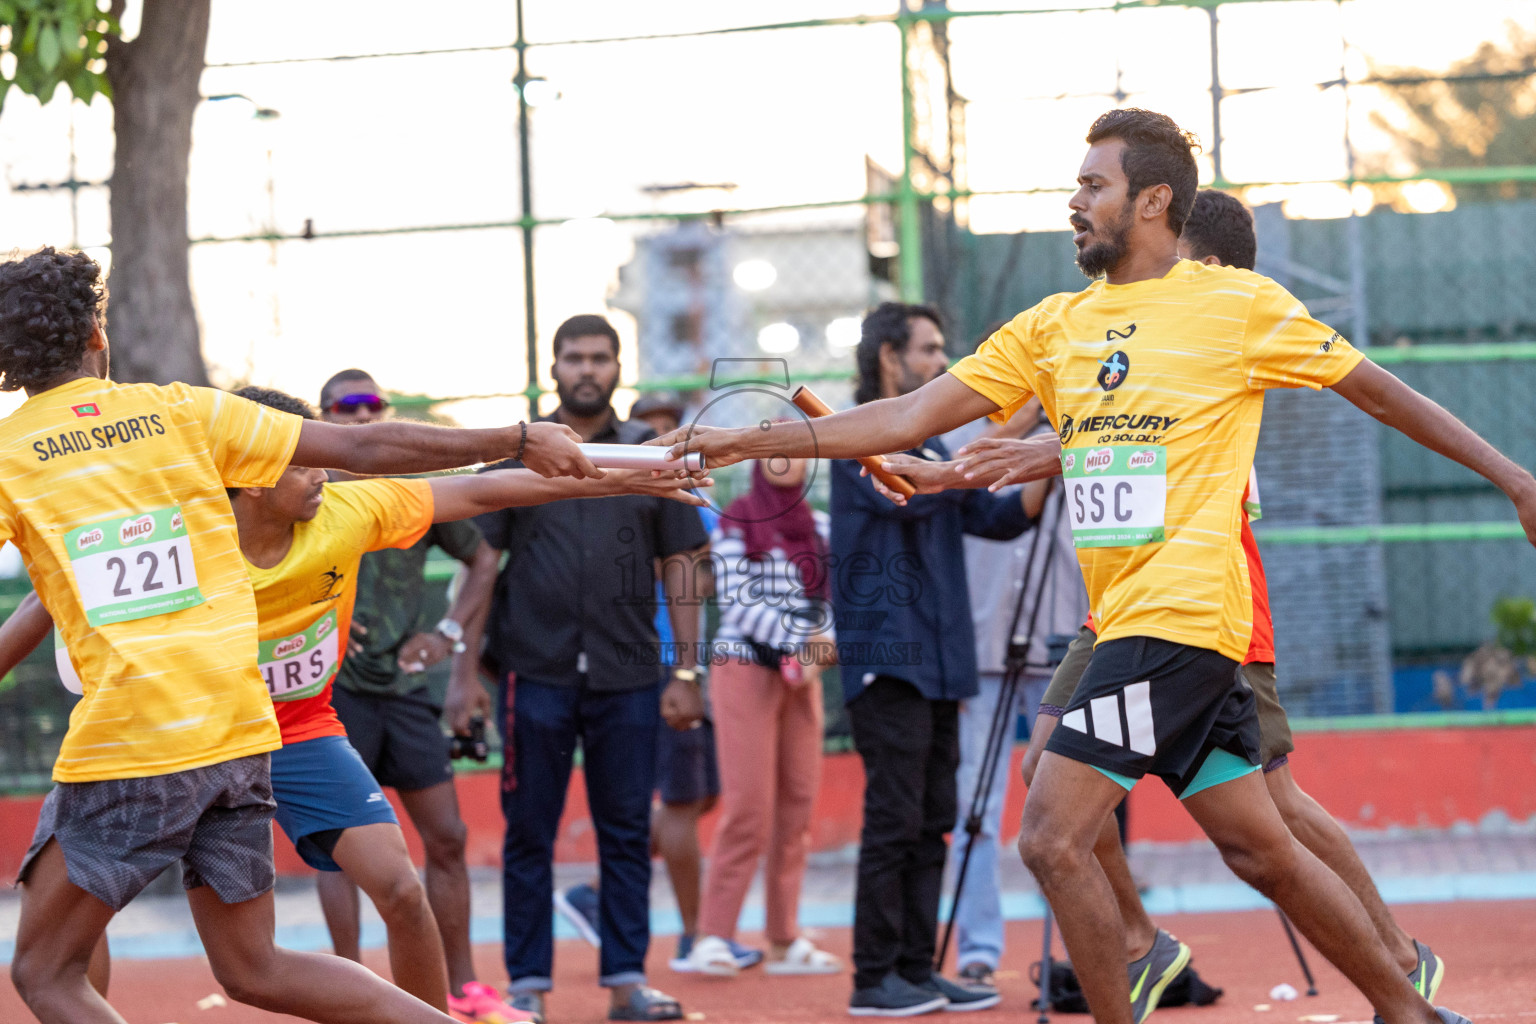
left=1043, top=635, right=1261, bottom=798
left=332, top=685, right=454, bottom=793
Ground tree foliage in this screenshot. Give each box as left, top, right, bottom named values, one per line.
left=1369, top=24, right=1536, bottom=200
left=0, top=0, right=115, bottom=112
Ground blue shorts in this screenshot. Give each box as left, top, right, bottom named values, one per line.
left=656, top=718, right=719, bottom=805
left=271, top=735, right=398, bottom=871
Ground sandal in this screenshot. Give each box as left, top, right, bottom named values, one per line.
left=684, top=935, right=740, bottom=977
left=608, top=986, right=684, bottom=1021
left=763, top=936, right=843, bottom=975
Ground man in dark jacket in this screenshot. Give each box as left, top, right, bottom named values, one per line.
left=835, top=303, right=1035, bottom=1017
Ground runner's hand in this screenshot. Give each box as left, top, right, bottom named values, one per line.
left=398, top=631, right=452, bottom=675
left=1516, top=486, right=1536, bottom=550
left=646, top=423, right=752, bottom=471
left=607, top=468, right=715, bottom=507
left=956, top=435, right=1063, bottom=491
left=862, top=453, right=960, bottom=504
left=521, top=421, right=604, bottom=479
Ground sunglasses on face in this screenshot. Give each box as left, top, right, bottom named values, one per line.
left=328, top=393, right=389, bottom=414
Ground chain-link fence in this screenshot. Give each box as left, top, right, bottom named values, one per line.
left=4, top=0, right=1536, bottom=786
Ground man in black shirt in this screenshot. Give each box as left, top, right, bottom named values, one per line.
left=310, top=369, right=517, bottom=1024
left=450, top=316, right=707, bottom=1024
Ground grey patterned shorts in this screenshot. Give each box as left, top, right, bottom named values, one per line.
left=17, top=753, right=277, bottom=912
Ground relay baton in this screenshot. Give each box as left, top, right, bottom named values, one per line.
left=581, top=443, right=705, bottom=473
left=789, top=386, right=917, bottom=498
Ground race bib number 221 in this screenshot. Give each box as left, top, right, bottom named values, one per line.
left=66, top=507, right=205, bottom=626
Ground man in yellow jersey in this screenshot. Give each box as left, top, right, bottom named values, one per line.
left=229, top=385, right=708, bottom=1016
left=878, top=189, right=1444, bottom=1018
left=651, top=110, right=1536, bottom=1024
left=0, top=247, right=600, bottom=1024
left=1, top=381, right=709, bottom=1019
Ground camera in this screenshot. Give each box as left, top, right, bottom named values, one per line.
left=448, top=716, right=489, bottom=763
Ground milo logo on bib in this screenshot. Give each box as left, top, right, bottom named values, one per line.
left=1061, top=445, right=1167, bottom=548
left=259, top=608, right=341, bottom=702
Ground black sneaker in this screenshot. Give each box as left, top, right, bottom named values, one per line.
left=849, top=973, right=950, bottom=1017
left=1128, top=929, right=1191, bottom=1024
left=917, top=972, right=1001, bottom=1012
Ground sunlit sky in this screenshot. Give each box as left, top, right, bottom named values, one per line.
left=0, top=0, right=1531, bottom=426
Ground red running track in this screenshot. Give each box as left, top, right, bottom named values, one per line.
left=3, top=900, right=1532, bottom=1024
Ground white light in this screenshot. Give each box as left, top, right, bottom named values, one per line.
left=733, top=259, right=778, bottom=292
left=757, top=322, right=800, bottom=354
left=522, top=79, right=562, bottom=107
left=826, top=316, right=862, bottom=351
left=1400, top=180, right=1454, bottom=214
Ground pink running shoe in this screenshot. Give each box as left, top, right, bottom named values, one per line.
left=448, top=981, right=536, bottom=1024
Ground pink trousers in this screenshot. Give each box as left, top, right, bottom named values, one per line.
left=696, top=658, right=825, bottom=944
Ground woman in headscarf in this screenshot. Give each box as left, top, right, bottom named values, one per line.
left=685, top=454, right=841, bottom=977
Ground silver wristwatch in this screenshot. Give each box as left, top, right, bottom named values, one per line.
left=435, top=618, right=467, bottom=654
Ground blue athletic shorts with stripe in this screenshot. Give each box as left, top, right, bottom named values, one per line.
left=270, top=734, right=398, bottom=871
left=1043, top=635, right=1261, bottom=799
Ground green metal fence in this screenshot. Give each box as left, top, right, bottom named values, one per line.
left=5, top=0, right=1536, bottom=785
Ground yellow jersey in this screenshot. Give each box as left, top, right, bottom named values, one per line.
left=249, top=478, right=433, bottom=746
left=950, top=260, right=1363, bottom=662
left=0, top=379, right=303, bottom=781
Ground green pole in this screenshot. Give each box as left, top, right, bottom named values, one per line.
left=515, top=0, right=540, bottom=408
left=897, top=12, right=924, bottom=302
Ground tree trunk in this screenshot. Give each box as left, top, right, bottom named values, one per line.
left=104, top=0, right=210, bottom=386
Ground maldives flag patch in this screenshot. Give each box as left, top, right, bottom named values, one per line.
left=72, top=403, right=101, bottom=417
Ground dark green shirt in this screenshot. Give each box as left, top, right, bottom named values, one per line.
left=334, top=519, right=483, bottom=697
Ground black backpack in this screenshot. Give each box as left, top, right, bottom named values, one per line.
left=1031, top=960, right=1223, bottom=1013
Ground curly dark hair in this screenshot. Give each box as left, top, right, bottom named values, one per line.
left=854, top=301, right=944, bottom=405
left=0, top=247, right=108, bottom=393
left=232, top=385, right=316, bottom=421
left=1086, top=109, right=1201, bottom=237
left=1180, top=189, right=1256, bottom=271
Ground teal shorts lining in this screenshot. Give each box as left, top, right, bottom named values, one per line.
left=1090, top=747, right=1259, bottom=799
left=1180, top=747, right=1260, bottom=799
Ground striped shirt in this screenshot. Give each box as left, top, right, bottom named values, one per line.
left=711, top=520, right=834, bottom=663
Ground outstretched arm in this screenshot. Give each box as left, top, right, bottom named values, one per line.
left=426, top=467, right=710, bottom=523
left=293, top=419, right=602, bottom=480
left=865, top=434, right=1064, bottom=504
left=0, top=592, right=53, bottom=679
left=656, top=373, right=1002, bottom=470
left=1330, top=359, right=1536, bottom=543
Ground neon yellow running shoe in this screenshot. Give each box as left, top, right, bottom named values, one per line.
left=1128, top=929, right=1191, bottom=1024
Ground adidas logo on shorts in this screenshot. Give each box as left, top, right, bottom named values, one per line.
left=1060, top=681, right=1157, bottom=755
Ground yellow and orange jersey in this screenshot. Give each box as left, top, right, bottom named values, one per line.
left=247, top=478, right=433, bottom=746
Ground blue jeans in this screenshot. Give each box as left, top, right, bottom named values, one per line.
left=498, top=675, right=660, bottom=991
left=950, top=670, right=1047, bottom=971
